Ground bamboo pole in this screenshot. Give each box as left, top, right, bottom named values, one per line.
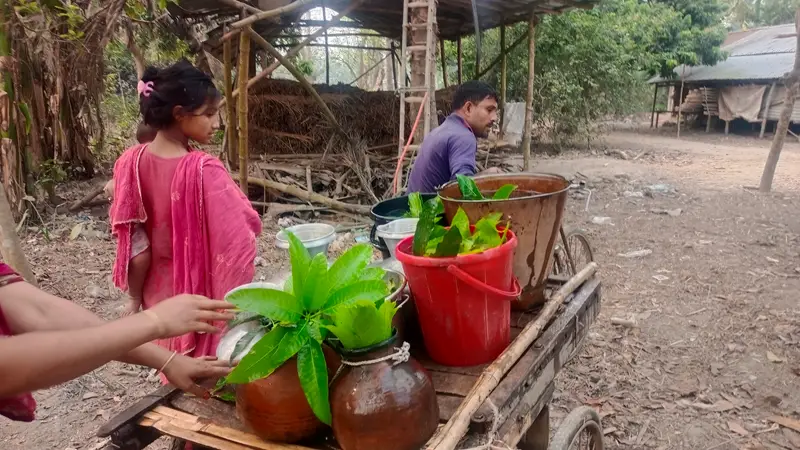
left=243, top=176, right=370, bottom=215
left=237, top=29, right=251, bottom=192
left=677, top=66, right=686, bottom=139
left=470, top=0, right=481, bottom=79
left=217, top=0, right=260, bottom=15
left=223, top=26, right=237, bottom=169
left=348, top=52, right=392, bottom=86
left=521, top=14, right=537, bottom=171
left=457, top=37, right=463, bottom=84
left=440, top=39, right=448, bottom=88
left=322, top=0, right=330, bottom=85
left=499, top=25, right=507, bottom=139
left=223, top=0, right=363, bottom=106
left=230, top=0, right=314, bottom=29
left=760, top=8, right=800, bottom=192
left=246, top=29, right=350, bottom=141
left=0, top=182, right=36, bottom=285
left=650, top=84, right=658, bottom=128
left=425, top=262, right=599, bottom=450
left=760, top=82, right=777, bottom=138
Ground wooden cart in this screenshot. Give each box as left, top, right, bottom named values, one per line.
left=98, top=271, right=602, bottom=450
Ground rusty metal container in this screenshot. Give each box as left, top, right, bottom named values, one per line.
left=438, top=173, right=569, bottom=309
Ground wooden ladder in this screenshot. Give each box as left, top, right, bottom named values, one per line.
left=397, top=0, right=438, bottom=188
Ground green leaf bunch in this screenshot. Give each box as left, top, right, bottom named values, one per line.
left=223, top=231, right=389, bottom=425
left=412, top=203, right=510, bottom=258
left=456, top=175, right=517, bottom=201
left=325, top=299, right=398, bottom=350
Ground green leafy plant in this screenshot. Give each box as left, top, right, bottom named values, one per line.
left=456, top=175, right=517, bottom=200
left=223, top=232, right=389, bottom=425
left=325, top=299, right=398, bottom=350
left=413, top=204, right=509, bottom=257
left=404, top=192, right=424, bottom=218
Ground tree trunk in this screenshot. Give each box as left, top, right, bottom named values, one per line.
left=123, top=21, right=145, bottom=79
left=760, top=8, right=800, bottom=193
left=0, top=182, right=36, bottom=284
left=521, top=14, right=537, bottom=171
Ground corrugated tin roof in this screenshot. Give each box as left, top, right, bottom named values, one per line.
left=650, top=23, right=796, bottom=83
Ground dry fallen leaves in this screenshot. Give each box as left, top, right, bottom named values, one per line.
left=727, top=421, right=749, bottom=437
left=766, top=351, right=784, bottom=364
left=769, top=416, right=800, bottom=433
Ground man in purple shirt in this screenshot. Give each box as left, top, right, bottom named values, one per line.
left=407, top=81, right=499, bottom=193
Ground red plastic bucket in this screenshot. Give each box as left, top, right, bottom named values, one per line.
left=395, top=231, right=520, bottom=366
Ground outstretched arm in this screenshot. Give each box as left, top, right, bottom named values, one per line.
left=0, top=313, right=160, bottom=397
left=0, top=280, right=234, bottom=397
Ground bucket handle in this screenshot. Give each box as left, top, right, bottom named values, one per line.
left=446, top=265, right=522, bottom=300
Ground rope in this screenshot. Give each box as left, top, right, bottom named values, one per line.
left=340, top=342, right=411, bottom=367
left=329, top=342, right=412, bottom=386
left=460, top=399, right=515, bottom=450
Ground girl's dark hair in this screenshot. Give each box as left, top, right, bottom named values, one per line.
left=139, top=59, right=221, bottom=129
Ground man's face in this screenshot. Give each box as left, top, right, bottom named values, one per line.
left=463, top=97, right=498, bottom=138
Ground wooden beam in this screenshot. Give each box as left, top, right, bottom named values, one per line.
left=230, top=0, right=315, bottom=29
left=521, top=14, right=537, bottom=171
left=322, top=0, right=331, bottom=85
left=440, top=39, right=449, bottom=88
left=499, top=25, right=507, bottom=139
left=471, top=0, right=481, bottom=79
left=348, top=52, right=392, bottom=86
left=224, top=0, right=363, bottom=105
left=237, top=29, right=251, bottom=192
left=457, top=37, right=463, bottom=84
left=216, top=0, right=260, bottom=15
left=677, top=66, right=686, bottom=139
left=246, top=28, right=351, bottom=142
left=476, top=29, right=528, bottom=79
left=650, top=84, right=658, bottom=128
left=223, top=26, right=237, bottom=169
left=760, top=82, right=777, bottom=138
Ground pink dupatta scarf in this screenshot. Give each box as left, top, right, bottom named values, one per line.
left=111, top=145, right=262, bottom=354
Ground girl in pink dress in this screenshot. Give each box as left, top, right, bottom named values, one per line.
left=110, top=60, right=262, bottom=360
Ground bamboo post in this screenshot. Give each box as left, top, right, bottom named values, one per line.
left=760, top=8, right=800, bottom=192
left=390, top=41, right=398, bottom=90
left=223, top=26, right=237, bottom=169
left=237, top=28, right=251, bottom=192
left=521, top=14, right=537, bottom=171
left=650, top=84, right=658, bottom=128
left=424, top=262, right=600, bottom=450
left=470, top=0, right=481, bottom=79
left=677, top=66, right=686, bottom=139
left=760, top=82, right=777, bottom=138
left=440, top=39, right=448, bottom=88
left=499, top=25, right=507, bottom=139
left=457, top=37, right=463, bottom=84
left=322, top=0, right=330, bottom=85
left=246, top=29, right=351, bottom=142
left=0, top=182, right=36, bottom=285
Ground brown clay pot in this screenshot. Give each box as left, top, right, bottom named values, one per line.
left=235, top=346, right=340, bottom=443
left=331, top=333, right=439, bottom=450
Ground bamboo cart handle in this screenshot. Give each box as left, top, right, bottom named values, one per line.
left=424, top=262, right=599, bottom=450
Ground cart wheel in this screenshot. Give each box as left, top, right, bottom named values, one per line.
left=553, top=230, right=594, bottom=277
left=550, top=406, right=604, bottom=450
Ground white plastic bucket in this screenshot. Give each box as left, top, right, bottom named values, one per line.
left=376, top=218, right=419, bottom=259
left=276, top=223, right=336, bottom=258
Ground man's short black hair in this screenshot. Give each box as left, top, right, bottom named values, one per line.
left=452, top=81, right=498, bottom=111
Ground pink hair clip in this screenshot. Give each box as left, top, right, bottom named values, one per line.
left=137, top=80, right=154, bottom=97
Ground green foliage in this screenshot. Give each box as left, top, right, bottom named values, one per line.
left=443, top=0, right=727, bottom=145
left=405, top=192, right=424, bottom=218
left=413, top=204, right=508, bottom=257
left=224, top=232, right=389, bottom=424
left=726, top=0, right=798, bottom=29
left=325, top=300, right=398, bottom=350
left=455, top=174, right=517, bottom=200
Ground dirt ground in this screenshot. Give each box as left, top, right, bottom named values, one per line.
left=2, top=127, right=800, bottom=449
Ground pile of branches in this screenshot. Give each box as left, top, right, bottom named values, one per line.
left=247, top=79, right=457, bottom=155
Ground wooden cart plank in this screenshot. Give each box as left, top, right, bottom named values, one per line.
left=98, top=384, right=178, bottom=437
left=171, top=394, right=247, bottom=432
left=471, top=278, right=600, bottom=430
left=430, top=371, right=479, bottom=397
left=498, top=383, right=555, bottom=448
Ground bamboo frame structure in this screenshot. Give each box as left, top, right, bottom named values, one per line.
left=457, top=37, right=463, bottom=84
left=246, top=28, right=351, bottom=142
left=322, top=0, right=331, bottom=85
left=237, top=29, right=251, bottom=192
left=224, top=0, right=364, bottom=106
left=499, top=25, right=507, bottom=138
left=229, top=0, right=314, bottom=29
left=223, top=25, right=237, bottom=169
left=440, top=39, right=449, bottom=88
left=521, top=14, right=537, bottom=171
left=476, top=29, right=529, bottom=79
